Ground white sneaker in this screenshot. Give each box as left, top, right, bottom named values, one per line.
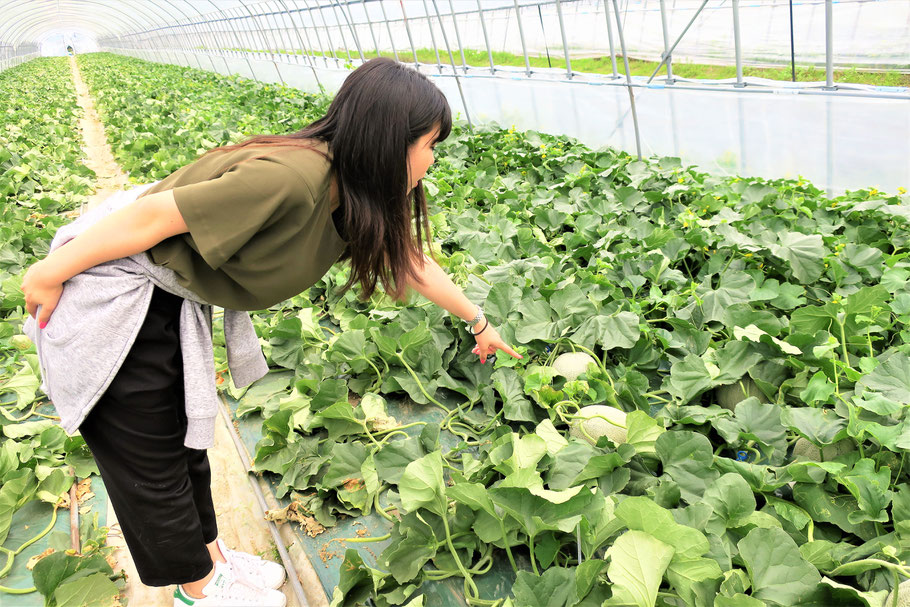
left=172, top=560, right=287, bottom=607
left=217, top=537, right=287, bottom=590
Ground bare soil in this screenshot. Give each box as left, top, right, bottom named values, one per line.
left=68, top=56, right=130, bottom=210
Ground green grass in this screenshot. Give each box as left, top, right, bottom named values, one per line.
left=208, top=46, right=910, bottom=88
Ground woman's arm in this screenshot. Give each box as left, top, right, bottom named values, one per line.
left=21, top=189, right=188, bottom=325
left=403, top=254, right=522, bottom=363
left=404, top=253, right=479, bottom=323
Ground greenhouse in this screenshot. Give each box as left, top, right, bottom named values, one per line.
left=1, top=1, right=910, bottom=606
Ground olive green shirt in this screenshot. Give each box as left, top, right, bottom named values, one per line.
left=142, top=139, right=349, bottom=311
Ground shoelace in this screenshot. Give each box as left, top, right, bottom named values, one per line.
left=215, top=562, right=263, bottom=599
left=226, top=548, right=267, bottom=573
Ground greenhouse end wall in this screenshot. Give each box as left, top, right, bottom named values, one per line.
left=113, top=48, right=910, bottom=196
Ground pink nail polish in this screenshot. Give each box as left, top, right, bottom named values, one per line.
left=39, top=321, right=47, bottom=329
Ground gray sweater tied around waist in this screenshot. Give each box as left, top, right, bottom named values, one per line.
left=23, top=182, right=269, bottom=449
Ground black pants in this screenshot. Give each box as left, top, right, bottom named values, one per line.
left=79, top=286, right=218, bottom=586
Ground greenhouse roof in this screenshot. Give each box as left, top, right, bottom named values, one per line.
left=0, top=0, right=521, bottom=48
left=1, top=0, right=266, bottom=47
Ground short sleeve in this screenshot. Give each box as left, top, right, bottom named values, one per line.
left=170, top=156, right=312, bottom=270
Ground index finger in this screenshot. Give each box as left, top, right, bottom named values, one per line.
left=497, top=343, right=523, bottom=359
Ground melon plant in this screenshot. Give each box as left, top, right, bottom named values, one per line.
left=569, top=404, right=627, bottom=445
left=551, top=352, right=597, bottom=381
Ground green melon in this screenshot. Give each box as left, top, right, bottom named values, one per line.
left=11, top=335, right=32, bottom=351
left=886, top=581, right=910, bottom=607
left=791, top=438, right=854, bottom=462
left=552, top=352, right=597, bottom=382
left=715, top=377, right=769, bottom=410
left=569, top=405, right=627, bottom=445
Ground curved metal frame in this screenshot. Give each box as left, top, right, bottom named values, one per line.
left=124, top=0, right=219, bottom=72
left=300, top=0, right=336, bottom=67
left=156, top=0, right=223, bottom=73
left=234, top=1, right=283, bottom=83
left=3, top=5, right=137, bottom=47
left=0, top=0, right=169, bottom=49
left=276, top=0, right=324, bottom=80
left=2, top=0, right=187, bottom=70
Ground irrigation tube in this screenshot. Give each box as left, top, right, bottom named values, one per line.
left=216, top=393, right=311, bottom=607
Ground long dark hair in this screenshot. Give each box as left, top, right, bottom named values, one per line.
left=199, top=57, right=452, bottom=302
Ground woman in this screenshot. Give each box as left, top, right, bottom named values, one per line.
left=21, top=57, right=521, bottom=607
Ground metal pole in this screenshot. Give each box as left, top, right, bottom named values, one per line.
left=220, top=7, right=262, bottom=81
left=271, top=1, right=301, bottom=59
left=658, top=0, right=674, bottom=83
left=186, top=17, right=222, bottom=73
left=431, top=0, right=473, bottom=127
left=276, top=0, right=322, bottom=87
left=421, top=0, right=443, bottom=72
left=228, top=7, right=257, bottom=55
left=826, top=96, right=834, bottom=196
left=554, top=0, right=573, bottom=79
left=216, top=395, right=311, bottom=607
left=513, top=0, right=531, bottom=77
left=447, top=0, right=468, bottom=73
left=335, top=0, right=364, bottom=62
left=431, top=0, right=459, bottom=71
left=169, top=19, right=200, bottom=70
left=362, top=0, right=381, bottom=59
left=299, top=0, right=331, bottom=68
left=311, top=0, right=341, bottom=67
left=611, top=0, right=642, bottom=160
left=538, top=4, right=552, bottom=68
left=398, top=0, right=420, bottom=68
left=264, top=4, right=293, bottom=58
left=732, top=0, right=744, bottom=87
left=238, top=1, right=275, bottom=60
left=737, top=95, right=746, bottom=174
left=646, top=0, right=709, bottom=84
left=477, top=0, right=496, bottom=75
left=328, top=2, right=355, bottom=64
left=789, top=0, right=796, bottom=82
left=604, top=0, right=618, bottom=78
left=824, top=0, right=835, bottom=90
left=191, top=6, right=232, bottom=73
left=238, top=2, right=285, bottom=83
left=379, top=0, right=400, bottom=62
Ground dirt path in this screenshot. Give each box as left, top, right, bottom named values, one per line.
left=66, top=55, right=319, bottom=607
left=68, top=56, right=130, bottom=210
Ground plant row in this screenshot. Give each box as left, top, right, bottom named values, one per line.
left=0, top=57, right=123, bottom=607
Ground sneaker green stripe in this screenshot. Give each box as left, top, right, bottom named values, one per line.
left=174, top=586, right=195, bottom=606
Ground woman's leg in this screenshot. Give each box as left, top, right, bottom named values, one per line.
left=78, top=286, right=217, bottom=588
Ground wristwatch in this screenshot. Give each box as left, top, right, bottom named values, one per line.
left=464, top=305, right=484, bottom=329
